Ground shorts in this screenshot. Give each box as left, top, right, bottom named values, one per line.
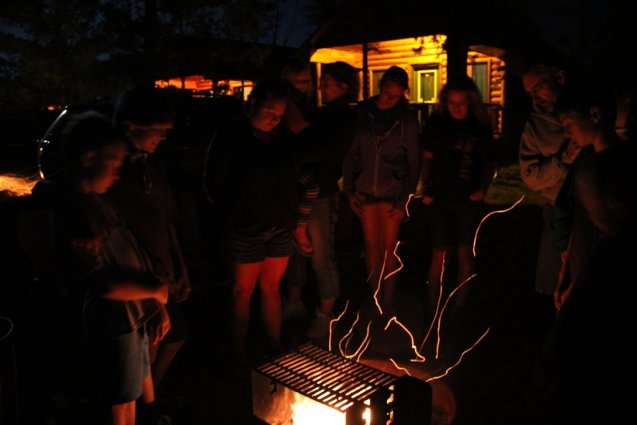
left=427, top=199, right=484, bottom=250
left=93, top=325, right=149, bottom=404
left=224, top=226, right=292, bottom=264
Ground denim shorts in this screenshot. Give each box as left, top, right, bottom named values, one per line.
left=94, top=325, right=149, bottom=404
left=224, top=226, right=292, bottom=263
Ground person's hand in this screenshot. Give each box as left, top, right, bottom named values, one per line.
left=554, top=289, right=566, bottom=312
left=555, top=251, right=570, bottom=311
left=564, top=139, right=582, bottom=163
left=469, top=190, right=485, bottom=202
left=154, top=283, right=169, bottom=305
left=387, top=206, right=405, bottom=221
left=172, top=272, right=191, bottom=303
left=421, top=194, right=434, bottom=205
left=348, top=194, right=363, bottom=217
left=149, top=304, right=171, bottom=346
left=72, top=236, right=103, bottom=255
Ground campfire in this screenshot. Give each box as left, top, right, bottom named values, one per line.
left=0, top=173, right=39, bottom=198
left=252, top=342, right=432, bottom=425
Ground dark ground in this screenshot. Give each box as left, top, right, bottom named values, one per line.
left=1, top=181, right=564, bottom=425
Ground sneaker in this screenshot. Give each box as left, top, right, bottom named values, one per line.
left=156, top=414, right=173, bottom=425
left=306, top=310, right=333, bottom=339
left=282, top=300, right=307, bottom=321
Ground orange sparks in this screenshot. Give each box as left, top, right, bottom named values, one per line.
left=384, top=317, right=426, bottom=362
left=426, top=327, right=491, bottom=382
left=342, top=320, right=372, bottom=361
left=390, top=358, right=412, bottom=376
left=473, top=195, right=525, bottom=256
left=403, top=193, right=415, bottom=218
left=383, top=241, right=404, bottom=281
left=329, top=301, right=349, bottom=352
left=339, top=311, right=362, bottom=357
left=372, top=250, right=388, bottom=315
left=434, top=274, right=477, bottom=359
left=419, top=252, right=447, bottom=352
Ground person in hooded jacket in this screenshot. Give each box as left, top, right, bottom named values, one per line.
left=343, top=66, right=421, bottom=307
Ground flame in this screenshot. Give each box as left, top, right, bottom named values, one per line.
left=0, top=174, right=39, bottom=197
left=291, top=392, right=348, bottom=424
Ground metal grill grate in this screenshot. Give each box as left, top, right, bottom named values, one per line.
left=254, top=342, right=398, bottom=413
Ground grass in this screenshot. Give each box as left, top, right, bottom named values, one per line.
left=485, top=163, right=545, bottom=207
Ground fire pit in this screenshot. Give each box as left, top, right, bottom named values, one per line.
left=252, top=342, right=431, bottom=424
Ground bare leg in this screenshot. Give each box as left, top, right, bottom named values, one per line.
left=151, top=340, right=185, bottom=389
left=111, top=401, right=135, bottom=425
left=318, top=297, right=336, bottom=316
left=286, top=284, right=303, bottom=304
left=258, top=256, right=289, bottom=351
left=232, top=262, right=263, bottom=359
left=378, top=203, right=403, bottom=305
left=359, top=204, right=384, bottom=295
left=141, top=372, right=155, bottom=404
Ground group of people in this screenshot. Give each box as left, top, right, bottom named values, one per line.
left=31, top=56, right=496, bottom=424
left=27, top=52, right=637, bottom=424
left=517, top=59, right=637, bottom=422
left=33, top=87, right=190, bottom=425
left=204, top=56, right=497, bottom=367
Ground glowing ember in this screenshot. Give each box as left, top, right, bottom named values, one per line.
left=0, top=174, right=39, bottom=197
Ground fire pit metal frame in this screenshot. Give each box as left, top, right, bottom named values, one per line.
left=254, top=342, right=399, bottom=414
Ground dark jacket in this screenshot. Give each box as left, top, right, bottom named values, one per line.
left=421, top=112, right=495, bottom=202
left=204, top=116, right=298, bottom=235
left=292, top=98, right=358, bottom=198
left=342, top=96, right=421, bottom=208
left=32, top=178, right=160, bottom=339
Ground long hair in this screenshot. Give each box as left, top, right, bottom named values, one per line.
left=436, top=74, right=489, bottom=125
